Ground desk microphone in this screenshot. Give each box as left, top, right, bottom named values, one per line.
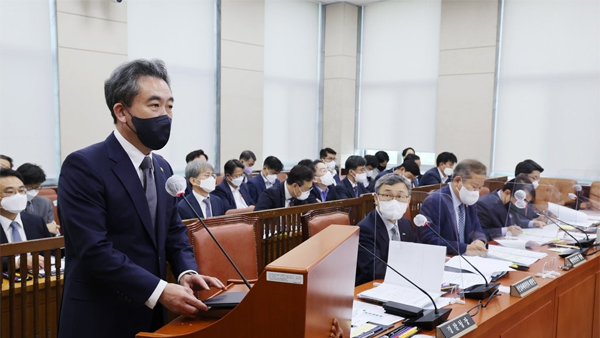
left=529, top=204, right=595, bottom=249
left=568, top=193, right=600, bottom=212
left=358, top=243, right=451, bottom=330
left=166, top=175, right=252, bottom=290
left=414, top=214, right=499, bottom=300
left=573, top=185, right=582, bottom=210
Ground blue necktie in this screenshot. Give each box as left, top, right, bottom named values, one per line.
left=10, top=221, right=23, bottom=243
left=458, top=204, right=466, bottom=243
left=203, top=197, right=212, bottom=218
left=140, top=156, right=157, bottom=228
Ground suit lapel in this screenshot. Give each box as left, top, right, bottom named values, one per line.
left=189, top=194, right=204, bottom=218
left=153, top=156, right=167, bottom=249
left=441, top=186, right=459, bottom=242
left=374, top=211, right=390, bottom=245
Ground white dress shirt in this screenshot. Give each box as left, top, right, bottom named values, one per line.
left=193, top=190, right=210, bottom=217
left=376, top=209, right=401, bottom=241
left=228, top=183, right=248, bottom=208
left=0, top=213, right=27, bottom=242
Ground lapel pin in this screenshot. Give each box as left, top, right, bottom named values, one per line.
left=160, top=167, right=164, bottom=173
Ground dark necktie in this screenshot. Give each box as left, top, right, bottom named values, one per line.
left=458, top=204, right=466, bottom=243
left=140, top=156, right=157, bottom=228
left=391, top=225, right=400, bottom=241
left=26, top=201, right=35, bottom=214
left=353, top=186, right=358, bottom=197
left=288, top=198, right=296, bottom=207
left=10, top=221, right=23, bottom=242
left=203, top=197, right=212, bottom=218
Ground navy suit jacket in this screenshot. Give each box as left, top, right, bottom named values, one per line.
left=368, top=167, right=396, bottom=191
left=57, top=133, right=198, bottom=338
left=476, top=189, right=533, bottom=240
left=211, top=179, right=255, bottom=212
left=417, top=185, right=486, bottom=254
left=254, top=183, right=311, bottom=211
left=247, top=174, right=280, bottom=202
left=336, top=177, right=369, bottom=199
left=356, top=210, right=417, bottom=286
left=177, top=193, right=225, bottom=220
left=419, top=167, right=448, bottom=186
left=308, top=184, right=339, bottom=203
left=1, top=212, right=53, bottom=270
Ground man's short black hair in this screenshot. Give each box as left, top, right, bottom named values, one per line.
left=436, top=152, right=458, bottom=166
left=239, top=150, right=256, bottom=162
left=263, top=156, right=283, bottom=173
left=185, top=149, right=208, bottom=163
left=319, top=148, right=337, bottom=159
left=403, top=153, right=420, bottom=162
left=16, top=163, right=46, bottom=185
left=375, top=151, right=389, bottom=163
left=515, top=159, right=544, bottom=176
left=399, top=161, right=420, bottom=177
left=224, top=159, right=244, bottom=175
left=364, top=155, right=379, bottom=168
left=0, top=168, right=24, bottom=182
left=0, top=155, right=13, bottom=169
left=297, top=159, right=313, bottom=167
left=345, top=155, right=367, bottom=171
left=401, top=147, right=415, bottom=157
left=287, top=165, right=314, bottom=186
left=503, top=175, right=536, bottom=199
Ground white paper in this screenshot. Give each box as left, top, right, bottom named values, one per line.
left=442, top=271, right=488, bottom=289
left=445, top=256, right=515, bottom=277
left=522, top=224, right=559, bottom=238
left=494, top=239, right=529, bottom=250
left=488, top=245, right=547, bottom=259
left=358, top=283, right=442, bottom=308
left=548, top=202, right=588, bottom=223
left=351, top=300, right=403, bottom=327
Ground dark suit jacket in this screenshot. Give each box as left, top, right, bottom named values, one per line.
left=1, top=212, right=53, bottom=270
left=57, top=133, right=198, bottom=338
left=308, top=184, right=339, bottom=203
left=211, top=179, right=255, bottom=212
left=419, top=167, right=448, bottom=186
left=368, top=167, right=396, bottom=191
left=254, top=183, right=311, bottom=211
left=356, top=210, right=417, bottom=286
left=25, top=196, right=55, bottom=223
left=336, top=177, right=369, bottom=199
left=247, top=174, right=280, bottom=202
left=177, top=193, right=225, bottom=220
left=417, top=185, right=486, bottom=254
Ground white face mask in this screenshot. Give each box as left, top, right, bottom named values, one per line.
left=319, top=171, right=335, bottom=186
left=378, top=200, right=408, bottom=221
left=295, top=186, right=311, bottom=201
left=26, top=189, right=40, bottom=201
left=355, top=172, right=367, bottom=183
left=1, top=193, right=28, bottom=214
left=443, top=167, right=454, bottom=177
left=231, top=176, right=245, bottom=187
left=458, top=182, right=479, bottom=206
left=366, top=170, right=374, bottom=178
left=266, top=174, right=278, bottom=184
left=243, top=166, right=253, bottom=175
left=532, top=180, right=539, bottom=189
left=325, top=160, right=336, bottom=170
left=197, top=176, right=216, bottom=193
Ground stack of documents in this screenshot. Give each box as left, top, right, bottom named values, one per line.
left=352, top=300, right=403, bottom=327
left=486, top=245, right=547, bottom=266
left=442, top=256, right=514, bottom=288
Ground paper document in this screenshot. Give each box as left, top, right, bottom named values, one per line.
left=486, top=245, right=546, bottom=266
left=442, top=271, right=487, bottom=289
left=488, top=245, right=547, bottom=259
left=548, top=202, right=589, bottom=224
left=352, top=300, right=403, bottom=327
left=358, top=283, right=444, bottom=308
left=494, top=239, right=534, bottom=250
left=445, top=256, right=515, bottom=277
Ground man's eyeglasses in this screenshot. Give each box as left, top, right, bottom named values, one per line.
left=466, top=288, right=500, bottom=317
left=377, top=193, right=409, bottom=202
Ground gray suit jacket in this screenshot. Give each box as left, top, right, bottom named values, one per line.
left=26, top=196, right=54, bottom=223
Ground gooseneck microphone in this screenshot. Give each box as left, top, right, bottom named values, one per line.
left=414, top=214, right=500, bottom=300
left=568, top=193, right=600, bottom=212
left=358, top=243, right=451, bottom=330
left=166, top=175, right=252, bottom=290
left=529, top=203, right=595, bottom=249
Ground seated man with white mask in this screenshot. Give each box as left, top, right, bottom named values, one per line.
left=178, top=161, right=225, bottom=220
left=336, top=156, right=370, bottom=199
left=419, top=152, right=457, bottom=186
left=355, top=173, right=417, bottom=286
left=308, top=160, right=340, bottom=203
left=212, top=159, right=256, bottom=213
left=254, top=165, right=314, bottom=211
left=319, top=147, right=341, bottom=184
left=16, top=163, right=58, bottom=234
left=247, top=156, right=283, bottom=202
left=417, top=159, right=488, bottom=256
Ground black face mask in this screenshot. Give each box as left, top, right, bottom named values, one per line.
left=377, top=164, right=387, bottom=172
left=126, top=109, right=172, bottom=150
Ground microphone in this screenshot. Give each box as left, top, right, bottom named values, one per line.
left=414, top=214, right=500, bottom=300
left=572, top=185, right=582, bottom=210
left=528, top=204, right=595, bottom=248
left=165, top=175, right=252, bottom=290
left=568, top=193, right=600, bottom=212
left=358, top=243, right=451, bottom=330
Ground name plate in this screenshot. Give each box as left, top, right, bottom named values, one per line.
left=510, top=276, right=539, bottom=298
left=565, top=252, right=585, bottom=267
left=436, top=313, right=477, bottom=338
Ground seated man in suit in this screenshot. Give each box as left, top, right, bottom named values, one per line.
left=320, top=147, right=341, bottom=184
left=254, top=165, right=314, bottom=211
left=0, top=154, right=13, bottom=169
left=419, top=152, right=457, bottom=186
left=477, top=176, right=544, bottom=240
left=183, top=149, right=209, bottom=195
left=239, top=150, right=256, bottom=183
left=309, top=159, right=339, bottom=203
left=356, top=173, right=417, bottom=286
left=403, top=153, right=422, bottom=186
left=370, top=160, right=421, bottom=191
left=373, top=150, right=389, bottom=178
left=212, top=159, right=255, bottom=213
left=515, top=159, right=544, bottom=189
left=363, top=155, right=379, bottom=192
left=336, top=155, right=370, bottom=199
left=178, top=160, right=225, bottom=220
left=417, top=159, right=488, bottom=256
left=1, top=169, right=52, bottom=270
left=248, top=155, right=283, bottom=202
left=16, top=163, right=58, bottom=234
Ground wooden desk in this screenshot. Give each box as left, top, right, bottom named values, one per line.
left=355, top=246, right=600, bottom=338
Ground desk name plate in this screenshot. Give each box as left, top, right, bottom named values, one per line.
left=565, top=252, right=585, bottom=268
left=436, top=313, right=477, bottom=338
left=510, top=276, right=539, bottom=298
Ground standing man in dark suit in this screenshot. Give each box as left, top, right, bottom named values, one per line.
left=356, top=173, right=417, bottom=286
left=417, top=159, right=488, bottom=256
left=254, top=165, right=314, bottom=211
left=16, top=163, right=59, bottom=234
left=1, top=169, right=52, bottom=270
left=212, top=159, right=255, bottom=213
left=57, top=59, right=225, bottom=338
left=247, top=155, right=283, bottom=202
left=178, top=161, right=225, bottom=220
left=336, top=155, right=370, bottom=199
left=419, top=152, right=457, bottom=186
left=308, top=160, right=339, bottom=203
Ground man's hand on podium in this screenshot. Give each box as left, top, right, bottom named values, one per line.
left=180, top=273, right=226, bottom=293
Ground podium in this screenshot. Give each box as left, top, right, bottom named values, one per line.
left=137, top=224, right=359, bottom=338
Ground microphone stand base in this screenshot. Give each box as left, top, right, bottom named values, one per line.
left=576, top=238, right=596, bottom=248
left=461, top=283, right=500, bottom=300
left=403, top=308, right=452, bottom=330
